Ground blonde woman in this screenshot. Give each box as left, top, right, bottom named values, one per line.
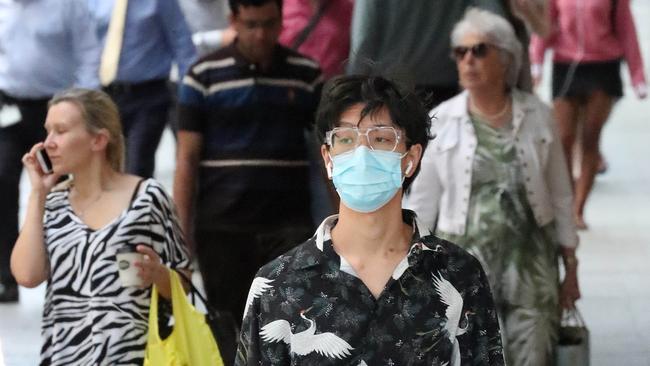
left=11, top=89, right=191, bottom=365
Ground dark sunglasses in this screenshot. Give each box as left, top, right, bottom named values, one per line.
left=451, top=43, right=492, bottom=60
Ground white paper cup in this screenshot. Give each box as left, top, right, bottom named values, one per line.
left=116, top=247, right=145, bottom=287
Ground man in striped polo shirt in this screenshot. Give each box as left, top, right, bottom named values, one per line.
left=174, top=0, right=323, bottom=355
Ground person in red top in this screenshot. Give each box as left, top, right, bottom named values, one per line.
left=530, top=0, right=646, bottom=229
left=279, top=0, right=353, bottom=79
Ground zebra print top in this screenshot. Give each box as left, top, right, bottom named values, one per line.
left=40, top=179, right=191, bottom=366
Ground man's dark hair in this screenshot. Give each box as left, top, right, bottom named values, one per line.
left=316, top=75, right=433, bottom=191
left=229, top=0, right=282, bottom=15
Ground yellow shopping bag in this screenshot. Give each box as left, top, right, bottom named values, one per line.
left=144, top=269, right=224, bottom=366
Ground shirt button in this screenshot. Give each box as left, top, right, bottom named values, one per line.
left=465, top=169, right=470, bottom=174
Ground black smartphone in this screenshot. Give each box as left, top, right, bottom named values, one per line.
left=36, top=149, right=53, bottom=174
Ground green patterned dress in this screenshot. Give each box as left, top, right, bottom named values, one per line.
left=437, top=115, right=560, bottom=366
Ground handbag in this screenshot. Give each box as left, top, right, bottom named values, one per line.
left=144, top=269, right=224, bottom=366
left=176, top=270, right=240, bottom=366
left=556, top=307, right=590, bottom=366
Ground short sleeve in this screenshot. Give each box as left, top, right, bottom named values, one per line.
left=146, top=180, right=192, bottom=270
left=178, top=62, right=208, bottom=133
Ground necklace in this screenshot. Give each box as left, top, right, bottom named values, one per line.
left=73, top=190, right=104, bottom=218
left=469, top=96, right=511, bottom=121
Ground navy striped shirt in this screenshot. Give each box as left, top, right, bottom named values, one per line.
left=178, top=43, right=322, bottom=230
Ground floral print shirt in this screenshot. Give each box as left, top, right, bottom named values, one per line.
left=235, top=210, right=505, bottom=366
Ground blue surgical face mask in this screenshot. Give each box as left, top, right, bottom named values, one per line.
left=330, top=146, right=408, bottom=213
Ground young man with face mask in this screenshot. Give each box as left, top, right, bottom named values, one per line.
left=236, top=75, right=505, bottom=366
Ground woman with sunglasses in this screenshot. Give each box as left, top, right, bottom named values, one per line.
left=405, top=8, right=579, bottom=365
left=530, top=0, right=646, bottom=230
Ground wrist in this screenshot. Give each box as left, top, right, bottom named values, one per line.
left=635, top=83, right=647, bottom=98
left=154, top=262, right=169, bottom=283
left=29, top=190, right=48, bottom=202
left=563, top=254, right=578, bottom=268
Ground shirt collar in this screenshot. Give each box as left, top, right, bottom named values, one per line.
left=296, top=210, right=442, bottom=280
left=228, top=40, right=287, bottom=73
left=315, top=210, right=424, bottom=251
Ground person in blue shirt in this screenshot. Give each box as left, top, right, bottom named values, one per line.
left=87, top=0, right=197, bottom=178
left=0, top=0, right=101, bottom=303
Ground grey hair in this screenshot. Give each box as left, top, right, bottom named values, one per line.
left=451, top=8, right=522, bottom=89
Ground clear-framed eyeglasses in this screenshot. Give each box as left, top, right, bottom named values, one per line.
left=325, top=126, right=403, bottom=156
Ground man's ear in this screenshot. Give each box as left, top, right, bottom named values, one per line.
left=404, top=144, right=423, bottom=178
left=320, top=145, right=332, bottom=179
left=229, top=12, right=238, bottom=30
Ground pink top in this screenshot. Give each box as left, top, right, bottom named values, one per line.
left=279, top=0, right=353, bottom=79
left=530, top=0, right=646, bottom=95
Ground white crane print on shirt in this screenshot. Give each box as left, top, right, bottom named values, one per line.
left=433, top=272, right=471, bottom=366
left=260, top=308, right=354, bottom=360
left=243, top=277, right=274, bottom=320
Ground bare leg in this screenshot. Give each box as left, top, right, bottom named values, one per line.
left=553, top=97, right=581, bottom=185
left=574, top=90, right=615, bottom=229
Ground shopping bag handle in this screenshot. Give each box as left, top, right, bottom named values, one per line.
left=561, top=306, right=586, bottom=327
left=174, top=269, right=220, bottom=316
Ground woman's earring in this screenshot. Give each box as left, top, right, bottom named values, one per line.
left=326, top=162, right=333, bottom=179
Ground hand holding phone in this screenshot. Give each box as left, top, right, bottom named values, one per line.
left=36, top=149, right=53, bottom=175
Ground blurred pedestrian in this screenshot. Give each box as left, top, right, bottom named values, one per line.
left=10, top=88, right=191, bottom=365
left=347, top=0, right=504, bottom=109
left=405, top=9, right=580, bottom=365
left=0, top=0, right=101, bottom=303
left=530, top=0, right=647, bottom=229
left=179, top=0, right=237, bottom=56
left=174, top=0, right=323, bottom=358
left=279, top=0, right=354, bottom=225
left=279, top=0, right=353, bottom=79
left=501, top=0, right=551, bottom=91
left=87, top=0, right=197, bottom=178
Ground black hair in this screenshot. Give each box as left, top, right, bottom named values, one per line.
left=315, top=75, right=433, bottom=191
left=228, top=0, right=282, bottom=15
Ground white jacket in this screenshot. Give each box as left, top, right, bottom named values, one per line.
left=404, top=90, right=578, bottom=248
